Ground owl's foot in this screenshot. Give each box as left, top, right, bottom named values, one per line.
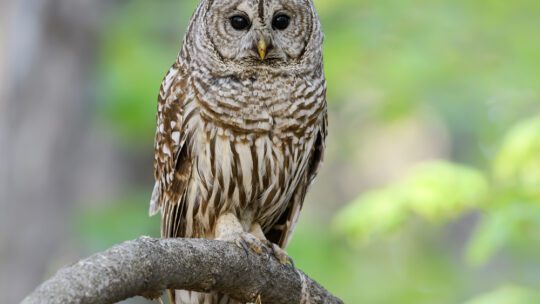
left=238, top=235, right=294, bottom=266
left=247, top=294, right=263, bottom=304
left=214, top=213, right=267, bottom=255
left=214, top=215, right=293, bottom=265
left=219, top=230, right=269, bottom=256
left=266, top=241, right=294, bottom=266
left=249, top=222, right=294, bottom=266
left=236, top=232, right=266, bottom=255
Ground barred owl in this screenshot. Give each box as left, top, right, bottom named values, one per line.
left=150, top=0, right=326, bottom=303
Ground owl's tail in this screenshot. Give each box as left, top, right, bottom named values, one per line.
left=171, top=290, right=242, bottom=304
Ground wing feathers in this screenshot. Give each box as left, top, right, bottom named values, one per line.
left=151, top=64, right=195, bottom=238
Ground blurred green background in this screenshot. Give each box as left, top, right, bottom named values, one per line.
left=3, top=0, right=540, bottom=303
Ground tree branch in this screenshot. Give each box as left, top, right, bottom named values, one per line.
left=22, top=236, right=343, bottom=304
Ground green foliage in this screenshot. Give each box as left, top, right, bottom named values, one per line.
left=404, top=162, right=489, bottom=220
left=75, top=195, right=160, bottom=251
left=467, top=203, right=540, bottom=266
left=339, top=116, right=540, bottom=265
left=287, top=222, right=355, bottom=302
left=335, top=161, right=488, bottom=243
left=463, top=285, right=540, bottom=304
left=96, top=1, right=190, bottom=144
left=335, top=115, right=540, bottom=301
left=494, top=116, right=540, bottom=198
left=466, top=115, right=540, bottom=265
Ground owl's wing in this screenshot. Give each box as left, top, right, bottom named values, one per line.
left=267, top=111, right=328, bottom=248
left=150, top=64, right=194, bottom=238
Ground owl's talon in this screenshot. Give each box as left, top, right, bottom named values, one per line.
left=240, top=232, right=265, bottom=255
left=226, top=232, right=266, bottom=255
left=268, top=243, right=294, bottom=266
left=247, top=294, right=263, bottom=304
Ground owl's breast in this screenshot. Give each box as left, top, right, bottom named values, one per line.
left=193, top=73, right=325, bottom=139
left=191, top=121, right=318, bottom=231
left=182, top=73, right=325, bottom=233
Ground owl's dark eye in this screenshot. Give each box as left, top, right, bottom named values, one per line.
left=272, top=14, right=290, bottom=30
left=230, top=15, right=251, bottom=31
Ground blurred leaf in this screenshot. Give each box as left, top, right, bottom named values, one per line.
left=467, top=203, right=540, bottom=265
left=463, top=285, right=540, bottom=304
left=404, top=161, right=489, bottom=221
left=494, top=115, right=540, bottom=199
left=333, top=188, right=409, bottom=243
left=335, top=161, right=488, bottom=243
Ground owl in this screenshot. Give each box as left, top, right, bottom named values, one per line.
left=150, top=0, right=326, bottom=303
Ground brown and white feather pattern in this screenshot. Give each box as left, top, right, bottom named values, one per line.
left=151, top=0, right=326, bottom=303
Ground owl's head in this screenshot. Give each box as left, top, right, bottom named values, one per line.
left=189, top=0, right=322, bottom=70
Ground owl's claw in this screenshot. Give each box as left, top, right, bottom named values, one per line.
left=263, top=241, right=294, bottom=266
left=217, top=224, right=292, bottom=266
left=228, top=233, right=293, bottom=267
left=235, top=232, right=265, bottom=255
left=247, top=294, right=263, bottom=304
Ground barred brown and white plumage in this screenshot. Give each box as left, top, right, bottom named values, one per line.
left=150, top=0, right=326, bottom=303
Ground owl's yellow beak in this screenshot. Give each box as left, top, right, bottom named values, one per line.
left=257, top=38, right=267, bottom=60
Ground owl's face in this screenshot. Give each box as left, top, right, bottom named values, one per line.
left=204, top=0, right=316, bottom=66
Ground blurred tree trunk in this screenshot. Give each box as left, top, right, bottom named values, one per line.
left=0, top=1, right=108, bottom=302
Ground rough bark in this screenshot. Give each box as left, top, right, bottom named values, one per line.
left=22, top=237, right=343, bottom=304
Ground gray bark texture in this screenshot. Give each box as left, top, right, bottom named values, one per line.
left=22, top=237, right=343, bottom=304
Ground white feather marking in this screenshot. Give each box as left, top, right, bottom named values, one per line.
left=235, top=142, right=253, bottom=199
left=255, top=137, right=268, bottom=185
left=148, top=182, right=160, bottom=216
left=184, top=184, right=199, bottom=237
left=215, top=134, right=232, bottom=193
left=163, top=144, right=172, bottom=156
left=162, top=67, right=177, bottom=93
left=172, top=131, right=181, bottom=145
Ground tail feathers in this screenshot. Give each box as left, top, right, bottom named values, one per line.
left=173, top=290, right=242, bottom=304
left=166, top=289, right=176, bottom=304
